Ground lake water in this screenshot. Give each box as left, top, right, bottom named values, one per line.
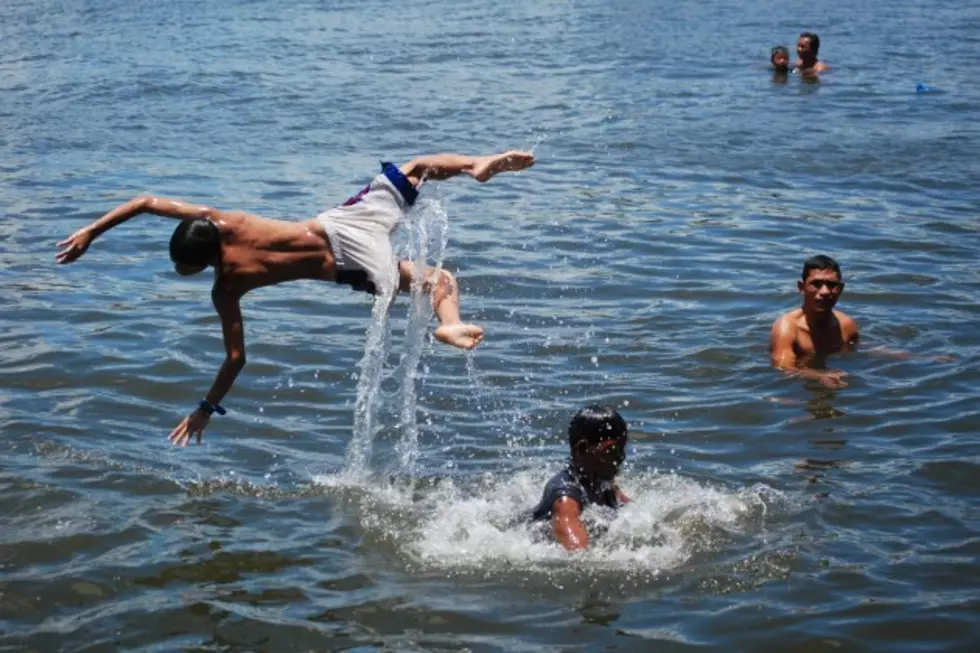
left=2, top=0, right=979, bottom=651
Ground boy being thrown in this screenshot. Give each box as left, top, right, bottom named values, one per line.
left=56, top=151, right=535, bottom=446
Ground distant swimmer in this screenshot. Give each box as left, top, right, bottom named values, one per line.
left=770, top=255, right=857, bottom=388
left=771, top=45, right=791, bottom=73
left=56, top=151, right=535, bottom=446
left=795, top=32, right=829, bottom=75
left=530, top=406, right=632, bottom=551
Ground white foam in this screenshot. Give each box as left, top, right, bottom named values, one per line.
left=313, top=468, right=796, bottom=575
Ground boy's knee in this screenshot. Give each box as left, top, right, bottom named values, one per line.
left=432, top=268, right=457, bottom=297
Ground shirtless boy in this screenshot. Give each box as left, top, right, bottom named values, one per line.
left=770, top=255, right=858, bottom=388
left=770, top=45, right=791, bottom=74
left=56, top=151, right=535, bottom=445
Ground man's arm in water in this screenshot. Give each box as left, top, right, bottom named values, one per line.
left=551, top=496, right=589, bottom=551
left=56, top=196, right=219, bottom=264
left=770, top=316, right=848, bottom=388
left=168, top=291, right=246, bottom=447
left=835, top=313, right=953, bottom=362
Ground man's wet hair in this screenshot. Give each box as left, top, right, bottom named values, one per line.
left=800, top=31, right=820, bottom=56
left=771, top=45, right=790, bottom=63
left=169, top=219, right=221, bottom=267
left=568, top=405, right=628, bottom=449
left=801, top=254, right=841, bottom=282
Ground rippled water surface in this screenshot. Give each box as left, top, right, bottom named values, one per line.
left=2, top=0, right=979, bottom=651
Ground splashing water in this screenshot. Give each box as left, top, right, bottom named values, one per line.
left=324, top=195, right=798, bottom=578
left=314, top=468, right=798, bottom=579
left=393, top=198, right=449, bottom=477
left=341, top=198, right=450, bottom=480
left=464, top=352, right=537, bottom=459
left=340, top=290, right=394, bottom=480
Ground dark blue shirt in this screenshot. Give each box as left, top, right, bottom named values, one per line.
left=531, top=461, right=620, bottom=521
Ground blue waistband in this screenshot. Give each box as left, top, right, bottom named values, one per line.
left=380, top=161, right=418, bottom=207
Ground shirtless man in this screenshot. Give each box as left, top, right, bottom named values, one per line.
left=55, top=151, right=535, bottom=445
left=770, top=255, right=857, bottom=388
left=795, top=32, right=829, bottom=75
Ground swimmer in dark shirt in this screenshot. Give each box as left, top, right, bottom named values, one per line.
left=531, top=405, right=632, bottom=551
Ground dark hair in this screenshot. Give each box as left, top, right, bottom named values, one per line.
left=800, top=32, right=820, bottom=56
left=169, top=219, right=221, bottom=267
left=801, top=254, right=841, bottom=282
left=568, top=405, right=628, bottom=449
left=771, top=45, right=789, bottom=62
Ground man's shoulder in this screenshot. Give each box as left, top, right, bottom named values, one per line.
left=212, top=210, right=265, bottom=240
left=772, top=309, right=803, bottom=333
left=834, top=310, right=859, bottom=336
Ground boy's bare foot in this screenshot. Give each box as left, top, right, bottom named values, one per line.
left=470, top=151, right=535, bottom=182
left=434, top=323, right=484, bottom=349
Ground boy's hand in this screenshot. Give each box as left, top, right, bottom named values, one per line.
left=169, top=409, right=210, bottom=447
left=56, top=228, right=94, bottom=264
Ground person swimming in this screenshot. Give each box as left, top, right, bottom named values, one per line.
left=795, top=31, right=829, bottom=74
left=770, top=45, right=791, bottom=74
left=770, top=255, right=857, bottom=388
left=530, top=405, right=632, bottom=551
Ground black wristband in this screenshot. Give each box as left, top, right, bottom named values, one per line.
left=198, top=399, right=226, bottom=416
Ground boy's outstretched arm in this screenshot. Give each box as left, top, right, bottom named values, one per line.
left=56, top=196, right=218, bottom=264
left=168, top=292, right=246, bottom=447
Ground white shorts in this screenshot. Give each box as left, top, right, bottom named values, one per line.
left=316, top=162, right=418, bottom=296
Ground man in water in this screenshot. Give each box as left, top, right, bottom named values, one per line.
left=795, top=31, right=829, bottom=74
left=770, top=255, right=857, bottom=388
left=771, top=45, right=791, bottom=73
left=56, top=151, right=535, bottom=446
left=531, top=405, right=632, bottom=551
